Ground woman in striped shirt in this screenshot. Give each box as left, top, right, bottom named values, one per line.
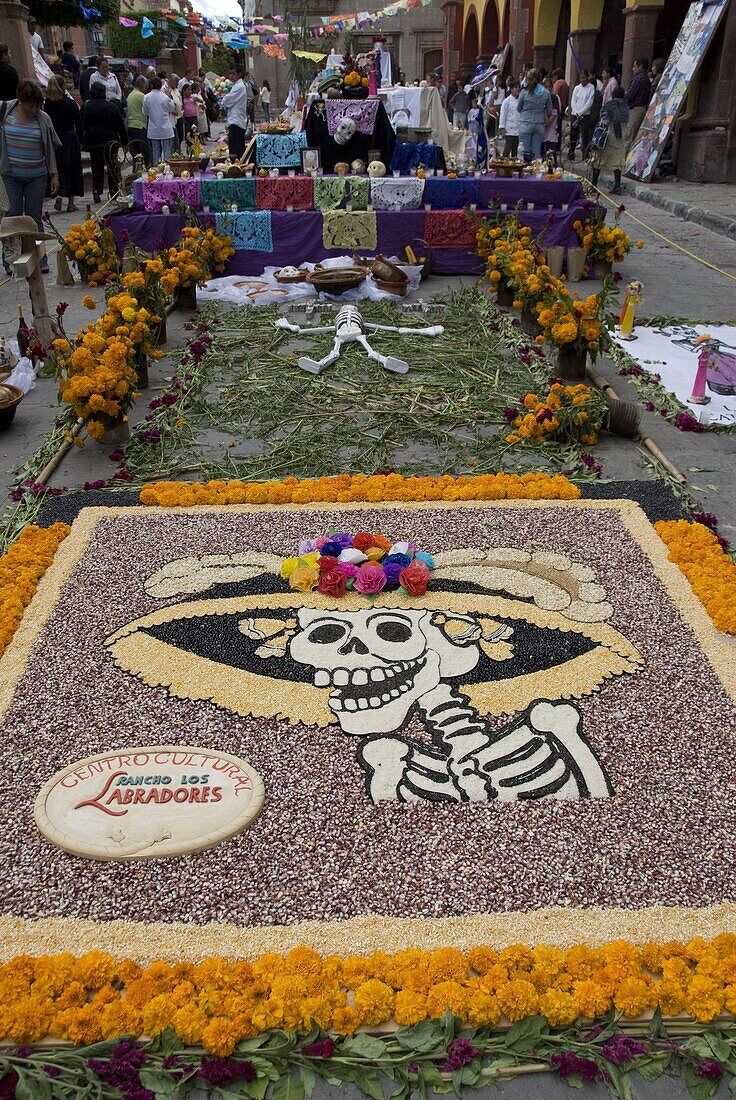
left=0, top=79, right=59, bottom=273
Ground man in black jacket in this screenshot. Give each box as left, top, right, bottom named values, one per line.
left=81, top=83, right=127, bottom=201
left=79, top=57, right=98, bottom=102
left=625, top=57, right=651, bottom=147
left=0, top=44, right=18, bottom=100
left=61, top=41, right=81, bottom=89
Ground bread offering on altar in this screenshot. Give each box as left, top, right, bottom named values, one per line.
left=274, top=266, right=309, bottom=284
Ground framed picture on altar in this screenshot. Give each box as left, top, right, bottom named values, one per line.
left=367, top=148, right=381, bottom=165
left=301, top=147, right=321, bottom=173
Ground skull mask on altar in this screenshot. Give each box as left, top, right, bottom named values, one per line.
left=334, top=116, right=357, bottom=146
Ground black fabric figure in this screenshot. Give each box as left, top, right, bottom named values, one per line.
left=305, top=99, right=396, bottom=173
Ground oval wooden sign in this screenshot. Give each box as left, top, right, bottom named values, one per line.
left=34, top=745, right=265, bottom=861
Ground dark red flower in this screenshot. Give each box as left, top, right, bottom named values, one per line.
left=698, top=1060, right=724, bottom=1081
left=302, top=1038, right=335, bottom=1059
left=550, top=1051, right=598, bottom=1082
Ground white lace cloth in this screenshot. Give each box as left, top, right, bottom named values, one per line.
left=368, top=176, right=425, bottom=211
left=198, top=255, right=422, bottom=307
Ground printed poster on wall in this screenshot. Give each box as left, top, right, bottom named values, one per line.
left=625, top=0, right=729, bottom=183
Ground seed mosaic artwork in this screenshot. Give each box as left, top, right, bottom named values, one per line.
left=1, top=499, right=735, bottom=964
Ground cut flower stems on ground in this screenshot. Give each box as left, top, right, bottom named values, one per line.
left=119, top=290, right=610, bottom=487
left=4, top=1012, right=736, bottom=1100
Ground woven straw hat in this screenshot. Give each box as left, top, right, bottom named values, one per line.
left=0, top=216, right=54, bottom=242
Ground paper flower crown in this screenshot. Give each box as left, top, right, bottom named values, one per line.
left=281, top=530, right=434, bottom=598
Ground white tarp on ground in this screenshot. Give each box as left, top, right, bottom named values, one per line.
left=611, top=323, right=736, bottom=426
left=198, top=255, right=422, bottom=307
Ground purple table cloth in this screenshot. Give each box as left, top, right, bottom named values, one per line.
left=477, top=176, right=585, bottom=209
left=109, top=205, right=590, bottom=278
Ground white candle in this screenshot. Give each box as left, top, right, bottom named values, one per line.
left=286, top=204, right=294, bottom=212
left=288, top=169, right=295, bottom=177
left=393, top=170, right=400, bottom=177
left=424, top=203, right=431, bottom=211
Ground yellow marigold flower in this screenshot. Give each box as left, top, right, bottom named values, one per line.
left=353, top=979, right=395, bottom=1026
left=613, top=977, right=652, bottom=1018
left=331, top=1005, right=363, bottom=1034
left=465, top=991, right=500, bottom=1028
left=573, top=979, right=611, bottom=1018
left=467, top=947, right=499, bottom=975
left=202, top=1017, right=241, bottom=1056
left=427, top=948, right=467, bottom=984
left=539, top=989, right=579, bottom=1026
left=82, top=295, right=96, bottom=310
left=425, top=980, right=469, bottom=1019
left=393, top=989, right=428, bottom=1026
left=686, top=975, right=724, bottom=1022
left=496, top=979, right=539, bottom=1022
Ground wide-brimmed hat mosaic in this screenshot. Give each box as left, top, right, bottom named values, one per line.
left=2, top=499, right=735, bottom=960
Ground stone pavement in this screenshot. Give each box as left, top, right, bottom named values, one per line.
left=619, top=174, right=736, bottom=241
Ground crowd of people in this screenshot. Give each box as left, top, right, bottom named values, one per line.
left=439, top=55, right=661, bottom=193
left=0, top=24, right=256, bottom=273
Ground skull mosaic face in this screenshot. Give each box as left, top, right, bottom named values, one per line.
left=289, top=608, right=480, bottom=735
left=334, top=116, right=357, bottom=145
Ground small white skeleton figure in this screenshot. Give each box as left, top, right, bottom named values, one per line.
left=275, top=304, right=444, bottom=375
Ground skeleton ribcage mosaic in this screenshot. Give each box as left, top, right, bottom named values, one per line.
left=107, top=546, right=643, bottom=805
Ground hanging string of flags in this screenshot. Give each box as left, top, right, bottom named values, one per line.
left=117, top=0, right=432, bottom=51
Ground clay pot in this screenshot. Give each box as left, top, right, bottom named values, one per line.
left=97, top=414, right=130, bottom=445
left=174, top=285, right=197, bottom=311
left=497, top=282, right=515, bottom=307
left=371, top=255, right=407, bottom=284
left=557, top=345, right=587, bottom=382
left=520, top=307, right=541, bottom=337
left=604, top=394, right=641, bottom=438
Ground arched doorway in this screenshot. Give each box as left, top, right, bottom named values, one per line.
left=553, top=0, right=571, bottom=71
left=599, top=0, right=624, bottom=74
left=423, top=47, right=443, bottom=79
left=463, top=10, right=480, bottom=65
left=481, top=0, right=500, bottom=55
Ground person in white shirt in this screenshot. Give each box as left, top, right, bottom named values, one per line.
left=166, top=73, right=183, bottom=150
left=260, top=80, right=271, bottom=123
left=568, top=70, right=595, bottom=161
left=498, top=80, right=520, bottom=156
left=178, top=68, right=195, bottom=91
left=222, top=67, right=249, bottom=158
left=27, top=19, right=46, bottom=58
left=143, top=76, right=176, bottom=164
left=90, top=57, right=122, bottom=102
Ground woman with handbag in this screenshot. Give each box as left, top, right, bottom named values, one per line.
left=590, top=86, right=629, bottom=194
left=0, top=79, right=59, bottom=273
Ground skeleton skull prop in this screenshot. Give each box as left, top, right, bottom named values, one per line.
left=367, top=160, right=386, bottom=178
left=334, top=116, right=357, bottom=145
left=289, top=608, right=481, bottom=735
